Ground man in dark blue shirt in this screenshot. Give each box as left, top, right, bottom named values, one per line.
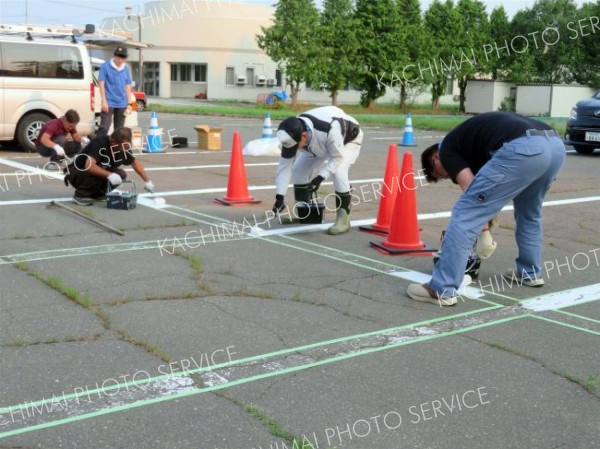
left=408, top=112, right=565, bottom=306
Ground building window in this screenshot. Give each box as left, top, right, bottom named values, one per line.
left=446, top=77, right=454, bottom=95
left=194, top=64, right=207, bottom=82
left=225, top=67, right=234, bottom=86
left=275, top=69, right=282, bottom=87
left=171, top=63, right=206, bottom=82
left=246, top=67, right=254, bottom=87
left=180, top=64, right=192, bottom=82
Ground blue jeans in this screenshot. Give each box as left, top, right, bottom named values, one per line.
left=429, top=132, right=566, bottom=297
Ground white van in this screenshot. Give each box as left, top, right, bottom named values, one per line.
left=0, top=34, right=96, bottom=152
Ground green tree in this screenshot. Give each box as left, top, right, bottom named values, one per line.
left=455, top=0, right=489, bottom=112
left=256, top=0, right=321, bottom=106
left=509, top=0, right=579, bottom=83
left=396, top=0, right=429, bottom=111
left=424, top=0, right=462, bottom=109
left=570, top=2, right=600, bottom=87
left=318, top=0, right=359, bottom=106
left=486, top=6, right=512, bottom=79
left=353, top=0, right=407, bottom=109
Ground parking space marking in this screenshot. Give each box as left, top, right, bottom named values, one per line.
left=522, top=284, right=600, bottom=312
left=1, top=204, right=598, bottom=438
left=124, top=162, right=279, bottom=172
left=0, top=311, right=525, bottom=439
left=2, top=280, right=598, bottom=441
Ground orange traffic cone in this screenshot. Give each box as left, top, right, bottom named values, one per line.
left=359, top=144, right=400, bottom=235
left=370, top=151, right=435, bottom=255
left=214, top=132, right=262, bottom=206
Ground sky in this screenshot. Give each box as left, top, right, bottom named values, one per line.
left=0, top=0, right=588, bottom=28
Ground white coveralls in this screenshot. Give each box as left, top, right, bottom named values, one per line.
left=275, top=106, right=363, bottom=196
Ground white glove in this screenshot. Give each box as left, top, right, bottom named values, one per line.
left=475, top=230, right=497, bottom=260
left=107, top=173, right=123, bottom=186
left=144, top=180, right=155, bottom=193
left=81, top=137, right=90, bottom=147
left=53, top=144, right=65, bottom=157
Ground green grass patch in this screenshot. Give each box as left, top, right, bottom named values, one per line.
left=148, top=102, right=566, bottom=134
left=115, top=329, right=173, bottom=364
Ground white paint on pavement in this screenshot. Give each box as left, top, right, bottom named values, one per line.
left=522, top=283, right=600, bottom=312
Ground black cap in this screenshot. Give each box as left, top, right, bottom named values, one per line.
left=276, top=117, right=304, bottom=159
left=114, top=46, right=128, bottom=57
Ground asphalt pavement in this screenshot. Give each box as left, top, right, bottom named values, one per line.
left=0, top=111, right=598, bottom=449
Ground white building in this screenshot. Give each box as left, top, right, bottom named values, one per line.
left=98, top=0, right=457, bottom=106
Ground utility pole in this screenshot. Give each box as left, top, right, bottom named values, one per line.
left=125, top=6, right=143, bottom=91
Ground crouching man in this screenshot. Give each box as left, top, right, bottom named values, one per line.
left=64, top=127, right=155, bottom=206
left=274, top=106, right=363, bottom=235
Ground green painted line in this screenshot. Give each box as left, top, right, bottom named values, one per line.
left=0, top=314, right=526, bottom=439
left=529, top=314, right=600, bottom=336
left=270, top=235, right=502, bottom=308
left=554, top=309, right=600, bottom=325
left=0, top=304, right=501, bottom=414
left=168, top=205, right=521, bottom=306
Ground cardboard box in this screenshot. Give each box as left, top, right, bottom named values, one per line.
left=194, top=125, right=222, bottom=151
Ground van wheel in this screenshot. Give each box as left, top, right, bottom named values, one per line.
left=16, top=113, right=51, bottom=152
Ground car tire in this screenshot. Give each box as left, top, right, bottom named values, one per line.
left=16, top=112, right=51, bottom=153
left=136, top=100, right=145, bottom=112
left=574, top=145, right=596, bottom=155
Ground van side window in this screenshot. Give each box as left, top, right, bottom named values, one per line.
left=0, top=42, right=83, bottom=79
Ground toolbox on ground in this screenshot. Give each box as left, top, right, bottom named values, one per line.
left=106, top=180, right=138, bottom=210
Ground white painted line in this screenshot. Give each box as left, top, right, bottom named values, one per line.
left=0, top=197, right=73, bottom=206
left=124, top=162, right=278, bottom=172
left=0, top=157, right=64, bottom=180
left=522, top=283, right=600, bottom=311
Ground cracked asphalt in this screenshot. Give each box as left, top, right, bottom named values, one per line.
left=0, top=112, right=599, bottom=449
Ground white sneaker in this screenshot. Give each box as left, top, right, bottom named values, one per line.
left=407, top=283, right=457, bottom=306
left=502, top=270, right=545, bottom=287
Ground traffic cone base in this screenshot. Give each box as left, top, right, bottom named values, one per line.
left=358, top=224, right=389, bottom=236
left=369, top=240, right=435, bottom=256
left=215, top=131, right=263, bottom=206
left=214, top=197, right=262, bottom=207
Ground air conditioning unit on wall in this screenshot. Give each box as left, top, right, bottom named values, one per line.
left=266, top=78, right=275, bottom=86
left=236, top=75, right=247, bottom=85
left=256, top=75, right=266, bottom=86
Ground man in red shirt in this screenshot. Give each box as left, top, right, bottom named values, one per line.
left=35, top=109, right=90, bottom=170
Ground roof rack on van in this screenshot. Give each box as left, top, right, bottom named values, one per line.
left=0, top=23, right=95, bottom=42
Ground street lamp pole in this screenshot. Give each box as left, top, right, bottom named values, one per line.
left=125, top=6, right=143, bottom=92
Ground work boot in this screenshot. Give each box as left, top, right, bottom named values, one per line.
left=327, top=191, right=352, bottom=235
left=328, top=208, right=351, bottom=235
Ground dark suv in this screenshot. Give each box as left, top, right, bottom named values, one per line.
left=564, top=90, right=600, bottom=154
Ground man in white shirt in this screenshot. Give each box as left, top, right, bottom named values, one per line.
left=274, top=106, right=363, bottom=235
